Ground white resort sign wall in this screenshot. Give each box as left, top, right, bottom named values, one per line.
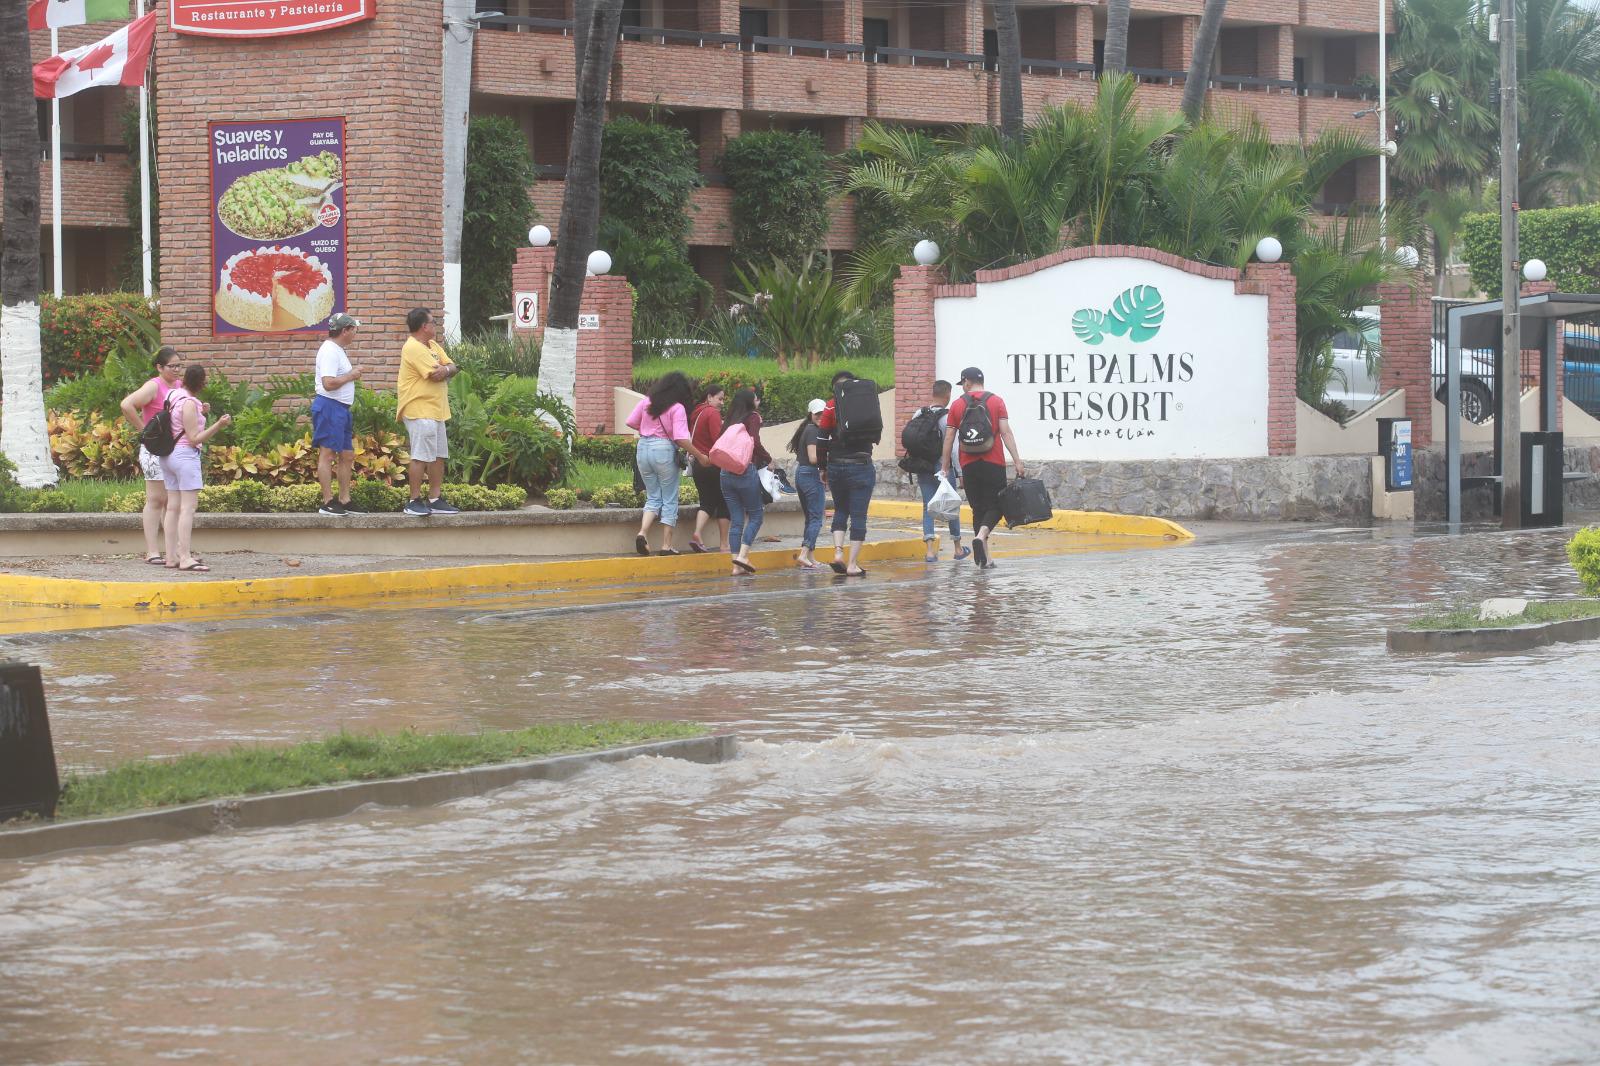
left=934, top=257, right=1270, bottom=461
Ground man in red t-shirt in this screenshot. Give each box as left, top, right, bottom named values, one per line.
left=939, top=367, right=1025, bottom=569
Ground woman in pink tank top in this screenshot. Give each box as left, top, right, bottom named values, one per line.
left=118, top=347, right=185, bottom=565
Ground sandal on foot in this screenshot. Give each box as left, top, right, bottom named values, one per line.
left=658, top=548, right=681, bottom=556
left=688, top=540, right=709, bottom=554
left=178, top=562, right=210, bottom=573
left=635, top=534, right=650, bottom=557
left=829, top=561, right=848, bottom=575
left=145, top=555, right=166, bottom=565
left=953, top=546, right=972, bottom=561
left=733, top=559, right=757, bottom=574
left=847, top=568, right=868, bottom=577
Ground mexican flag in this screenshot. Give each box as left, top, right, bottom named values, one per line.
left=33, top=11, right=155, bottom=100
left=27, top=0, right=128, bottom=30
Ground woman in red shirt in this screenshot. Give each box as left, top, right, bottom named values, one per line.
left=687, top=384, right=727, bottom=552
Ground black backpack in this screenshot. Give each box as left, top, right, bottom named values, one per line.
left=138, top=396, right=179, bottom=457
left=833, top=377, right=883, bottom=449
left=957, top=392, right=995, bottom=454
left=900, top=405, right=945, bottom=465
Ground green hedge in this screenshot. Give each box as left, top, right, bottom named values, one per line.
left=720, top=130, right=832, bottom=270
left=632, top=356, right=895, bottom=424
left=573, top=434, right=635, bottom=468
left=105, top=480, right=527, bottom=515
left=1460, top=204, right=1600, bottom=297
left=40, top=292, right=161, bottom=383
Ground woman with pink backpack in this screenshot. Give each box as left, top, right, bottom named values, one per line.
left=709, top=387, right=771, bottom=576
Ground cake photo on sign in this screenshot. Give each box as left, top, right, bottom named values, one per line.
left=217, top=151, right=343, bottom=241
left=215, top=246, right=335, bottom=332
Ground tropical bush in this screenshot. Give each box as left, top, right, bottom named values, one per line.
left=574, top=434, right=635, bottom=468
left=729, top=254, right=869, bottom=370
left=463, top=116, right=538, bottom=335
left=449, top=331, right=541, bottom=378
left=843, top=76, right=1417, bottom=405
left=632, top=356, right=894, bottom=424
left=600, top=116, right=708, bottom=329
left=721, top=129, right=832, bottom=270
left=544, top=487, right=578, bottom=510
left=39, top=292, right=161, bottom=383
left=1570, top=526, right=1600, bottom=594
left=1460, top=203, right=1600, bottom=297
left=443, top=369, right=572, bottom=491
left=591, top=481, right=644, bottom=508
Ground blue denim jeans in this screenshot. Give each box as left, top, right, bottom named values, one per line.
left=917, top=471, right=962, bottom=542
left=795, top=464, right=825, bottom=549
left=720, top=465, right=764, bottom=554
left=828, top=460, right=876, bottom=542
left=636, top=436, right=682, bottom=525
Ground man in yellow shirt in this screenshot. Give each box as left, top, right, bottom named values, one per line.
left=396, top=307, right=460, bottom=516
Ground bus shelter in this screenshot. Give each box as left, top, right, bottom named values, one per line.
left=1444, top=293, right=1600, bottom=525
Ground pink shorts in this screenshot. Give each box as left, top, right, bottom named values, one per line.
left=159, top=447, right=203, bottom=492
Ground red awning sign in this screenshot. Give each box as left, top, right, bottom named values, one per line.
left=171, top=0, right=376, bottom=38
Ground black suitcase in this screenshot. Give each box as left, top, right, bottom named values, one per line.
left=999, top=477, right=1053, bottom=527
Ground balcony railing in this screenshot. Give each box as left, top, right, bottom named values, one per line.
left=746, top=35, right=864, bottom=60
left=872, top=45, right=984, bottom=69
left=39, top=143, right=128, bottom=162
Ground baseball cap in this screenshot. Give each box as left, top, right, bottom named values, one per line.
left=959, top=366, right=984, bottom=384
left=328, top=312, right=360, bottom=331
left=807, top=398, right=827, bottom=416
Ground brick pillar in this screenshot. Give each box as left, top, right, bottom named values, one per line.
left=893, top=265, right=945, bottom=454
left=1057, top=6, right=1095, bottom=65
left=698, top=0, right=738, bottom=35
left=1522, top=278, right=1563, bottom=430
left=822, top=116, right=864, bottom=155
left=1259, top=25, right=1294, bottom=81
left=1378, top=282, right=1433, bottom=448
left=1240, top=261, right=1297, bottom=456
left=822, top=0, right=863, bottom=44
left=944, top=0, right=982, bottom=55
left=512, top=246, right=634, bottom=434
left=700, top=109, right=739, bottom=172
left=1162, top=16, right=1198, bottom=73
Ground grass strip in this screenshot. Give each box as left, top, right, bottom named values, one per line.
left=51, top=478, right=143, bottom=513
left=1405, top=598, right=1600, bottom=631
left=54, top=722, right=706, bottom=820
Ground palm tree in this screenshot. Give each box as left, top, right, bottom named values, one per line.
left=1389, top=0, right=1496, bottom=292
left=1179, top=0, right=1229, bottom=122
left=992, top=0, right=1023, bottom=140
left=542, top=0, right=623, bottom=415
left=1516, top=0, right=1600, bottom=207
left=1103, top=0, right=1131, bottom=77
left=0, top=0, right=56, bottom=487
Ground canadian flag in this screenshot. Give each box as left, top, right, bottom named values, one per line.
left=33, top=10, right=156, bottom=100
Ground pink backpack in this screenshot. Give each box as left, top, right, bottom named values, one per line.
left=709, top=422, right=754, bottom=474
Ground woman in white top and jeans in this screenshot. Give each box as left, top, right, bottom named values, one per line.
left=627, top=371, right=707, bottom=556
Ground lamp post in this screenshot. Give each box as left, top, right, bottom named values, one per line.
left=1497, top=0, right=1521, bottom=528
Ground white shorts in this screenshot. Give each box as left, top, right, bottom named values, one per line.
left=404, top=418, right=449, bottom=463
left=138, top=444, right=164, bottom=482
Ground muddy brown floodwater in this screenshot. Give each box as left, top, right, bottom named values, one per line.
left=2, top=523, right=1599, bottom=1064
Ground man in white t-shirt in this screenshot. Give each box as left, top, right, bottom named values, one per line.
left=311, top=313, right=364, bottom=516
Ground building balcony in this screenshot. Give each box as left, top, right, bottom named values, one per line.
left=0, top=155, right=133, bottom=229
left=472, top=20, right=577, bottom=100
left=528, top=179, right=855, bottom=250
left=743, top=40, right=870, bottom=118
left=868, top=49, right=990, bottom=125
left=1299, top=88, right=1378, bottom=141
left=611, top=30, right=744, bottom=111
left=1299, top=0, right=1391, bottom=33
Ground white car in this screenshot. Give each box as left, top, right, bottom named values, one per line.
left=1326, top=310, right=1494, bottom=423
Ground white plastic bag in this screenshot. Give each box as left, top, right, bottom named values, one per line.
left=927, top=474, right=963, bottom=521
left=758, top=466, right=782, bottom=502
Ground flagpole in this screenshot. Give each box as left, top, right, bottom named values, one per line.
left=50, top=27, right=63, bottom=298
left=137, top=0, right=151, bottom=297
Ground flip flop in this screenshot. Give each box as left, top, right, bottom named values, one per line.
left=178, top=562, right=210, bottom=573
left=847, top=568, right=868, bottom=577
left=829, top=561, right=848, bottom=575
left=635, top=534, right=650, bottom=557
left=145, top=555, right=166, bottom=565
left=688, top=540, right=709, bottom=554
left=733, top=559, right=757, bottom=574
left=658, top=548, right=681, bottom=556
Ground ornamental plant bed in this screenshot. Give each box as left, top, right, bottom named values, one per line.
left=1387, top=599, right=1600, bottom=654
left=24, top=722, right=706, bottom=824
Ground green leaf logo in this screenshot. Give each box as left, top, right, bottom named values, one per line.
left=1071, top=285, right=1165, bottom=344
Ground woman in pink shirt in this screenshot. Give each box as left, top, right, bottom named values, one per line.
left=626, top=371, right=707, bottom=556
left=117, top=346, right=183, bottom=565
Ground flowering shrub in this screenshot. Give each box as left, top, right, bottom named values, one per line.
left=48, top=411, right=140, bottom=480
left=40, top=293, right=161, bottom=383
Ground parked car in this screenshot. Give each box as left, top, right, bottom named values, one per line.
left=1326, top=310, right=1496, bottom=423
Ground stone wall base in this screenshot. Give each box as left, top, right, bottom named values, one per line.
left=871, top=455, right=1374, bottom=523
left=1414, top=443, right=1600, bottom=521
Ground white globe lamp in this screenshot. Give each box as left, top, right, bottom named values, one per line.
left=1523, top=258, right=1548, bottom=283
left=912, top=239, right=940, bottom=266
left=1396, top=245, right=1420, bottom=269
left=528, top=224, right=551, bottom=247
left=587, top=249, right=612, bottom=276
left=1254, top=236, right=1283, bottom=264
left=1383, top=139, right=1399, bottom=158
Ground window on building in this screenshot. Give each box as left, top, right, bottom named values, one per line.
left=1093, top=39, right=1105, bottom=75
left=1293, top=56, right=1306, bottom=88
left=863, top=17, right=888, bottom=63
left=740, top=7, right=769, bottom=50
left=621, top=0, right=642, bottom=29
left=474, top=0, right=508, bottom=32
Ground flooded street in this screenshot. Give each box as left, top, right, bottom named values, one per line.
left=3, top=524, right=1599, bottom=1064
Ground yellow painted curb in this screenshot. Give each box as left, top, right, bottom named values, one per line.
left=866, top=500, right=1193, bottom=540
left=0, top=536, right=933, bottom=616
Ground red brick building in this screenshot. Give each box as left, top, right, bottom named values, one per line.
left=18, top=0, right=1383, bottom=376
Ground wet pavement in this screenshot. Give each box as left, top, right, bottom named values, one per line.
left=2, top=520, right=1598, bottom=1064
